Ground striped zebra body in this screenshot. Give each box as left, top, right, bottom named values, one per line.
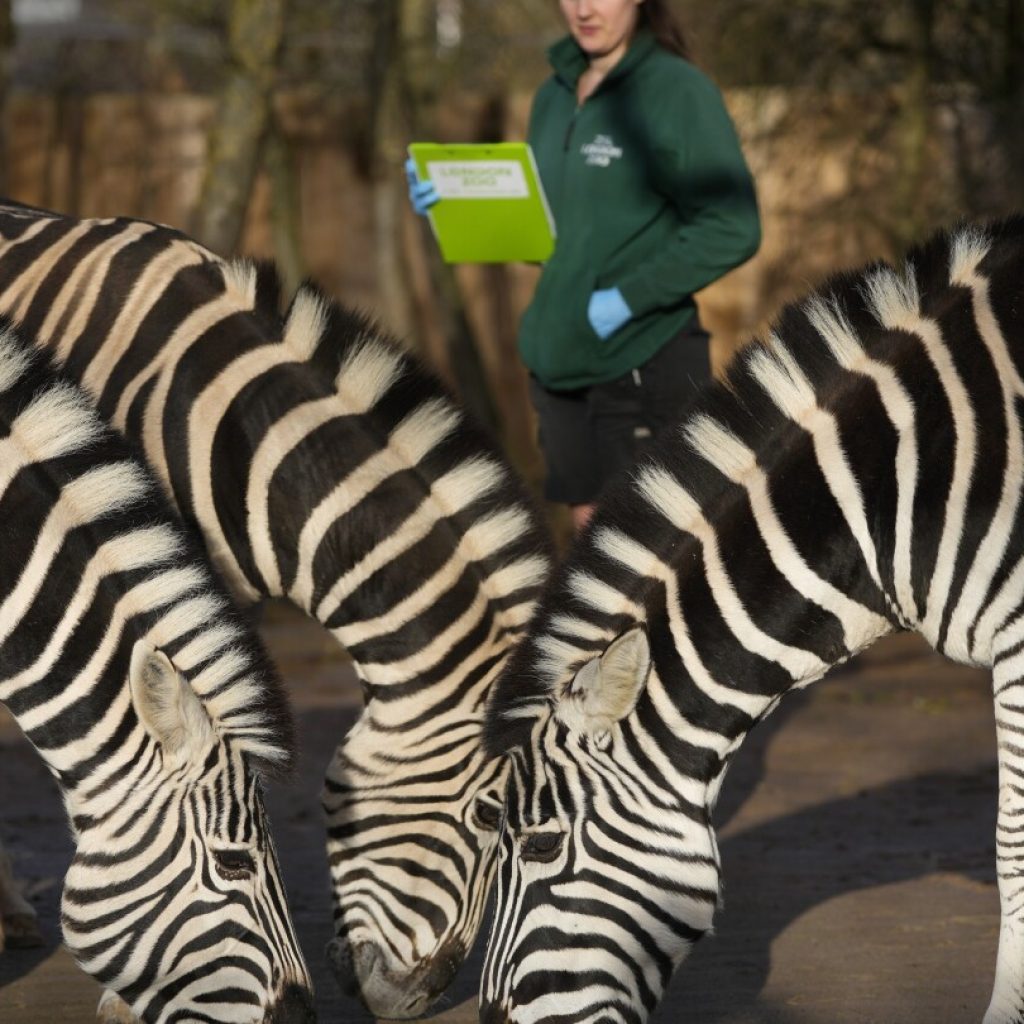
left=480, top=218, right=1024, bottom=1024
left=0, top=323, right=313, bottom=1023
left=0, top=202, right=552, bottom=1017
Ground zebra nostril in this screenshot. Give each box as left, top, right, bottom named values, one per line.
left=351, top=940, right=381, bottom=977
left=422, top=941, right=465, bottom=997
left=325, top=937, right=354, bottom=990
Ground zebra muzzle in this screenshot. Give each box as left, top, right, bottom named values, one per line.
left=326, top=935, right=379, bottom=996
left=419, top=939, right=463, bottom=999
left=479, top=1002, right=512, bottom=1024
left=265, top=981, right=317, bottom=1023
left=326, top=935, right=465, bottom=1018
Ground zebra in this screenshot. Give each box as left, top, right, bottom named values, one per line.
left=0, top=321, right=315, bottom=1022
left=0, top=200, right=553, bottom=1018
left=479, top=216, right=1024, bottom=1024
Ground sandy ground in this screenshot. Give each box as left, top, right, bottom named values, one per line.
left=0, top=603, right=999, bottom=1024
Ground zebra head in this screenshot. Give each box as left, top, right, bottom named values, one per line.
left=61, top=640, right=316, bottom=1024
left=480, top=628, right=721, bottom=1024
left=321, top=704, right=508, bottom=1018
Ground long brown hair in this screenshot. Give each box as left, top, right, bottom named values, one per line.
left=638, top=0, right=690, bottom=60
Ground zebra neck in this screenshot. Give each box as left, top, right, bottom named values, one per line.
left=124, top=314, right=550, bottom=668
left=653, top=447, right=892, bottom=754
left=560, top=438, right=897, bottom=801
left=330, top=595, right=519, bottom=710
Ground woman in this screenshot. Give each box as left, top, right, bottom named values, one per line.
left=409, top=0, right=761, bottom=531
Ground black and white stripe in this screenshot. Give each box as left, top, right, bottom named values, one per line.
left=0, top=201, right=552, bottom=1017
left=0, top=322, right=314, bottom=1023
left=481, top=217, right=1024, bottom=1024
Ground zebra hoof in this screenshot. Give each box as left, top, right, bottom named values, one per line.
left=1, top=911, right=43, bottom=948
left=96, top=990, right=141, bottom=1024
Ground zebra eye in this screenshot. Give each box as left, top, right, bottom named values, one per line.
left=472, top=797, right=502, bottom=831
left=213, top=848, right=256, bottom=880
left=520, top=831, right=564, bottom=863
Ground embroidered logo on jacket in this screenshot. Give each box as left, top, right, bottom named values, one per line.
left=580, top=134, right=623, bottom=167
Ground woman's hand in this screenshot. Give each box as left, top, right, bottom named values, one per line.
left=405, top=157, right=440, bottom=215
left=587, top=287, right=632, bottom=339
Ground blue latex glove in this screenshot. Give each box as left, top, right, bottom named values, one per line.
left=587, top=287, right=632, bottom=340
left=405, top=157, right=440, bottom=215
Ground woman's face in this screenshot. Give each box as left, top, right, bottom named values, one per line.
left=560, top=0, right=643, bottom=63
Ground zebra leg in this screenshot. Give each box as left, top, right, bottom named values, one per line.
left=0, top=838, right=42, bottom=950
left=986, top=650, right=1024, bottom=1024
left=96, top=989, right=142, bottom=1023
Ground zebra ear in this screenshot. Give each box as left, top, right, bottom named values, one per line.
left=130, top=640, right=214, bottom=763
left=558, top=627, right=651, bottom=746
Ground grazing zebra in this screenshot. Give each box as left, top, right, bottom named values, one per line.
left=479, top=216, right=1024, bottom=1024
left=0, top=323, right=314, bottom=1022
left=0, top=201, right=552, bottom=1018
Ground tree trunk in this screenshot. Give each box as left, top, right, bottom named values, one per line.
left=193, top=0, right=286, bottom=256
left=265, top=124, right=305, bottom=299
left=1002, top=0, right=1024, bottom=206
left=0, top=0, right=12, bottom=197
left=895, top=0, right=935, bottom=247
left=365, top=0, right=415, bottom=339
left=363, top=0, right=500, bottom=434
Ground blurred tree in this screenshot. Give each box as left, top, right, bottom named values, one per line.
left=66, top=0, right=1019, bottom=501
left=192, top=0, right=288, bottom=257
left=263, top=127, right=303, bottom=297
left=0, top=0, right=11, bottom=197
left=685, top=0, right=1024, bottom=252
left=363, top=0, right=504, bottom=434
left=363, top=0, right=411, bottom=338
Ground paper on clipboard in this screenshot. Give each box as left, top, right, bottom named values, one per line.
left=408, top=142, right=555, bottom=263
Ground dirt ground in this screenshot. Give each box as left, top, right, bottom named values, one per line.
left=0, top=603, right=999, bottom=1024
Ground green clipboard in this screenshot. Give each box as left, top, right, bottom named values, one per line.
left=408, top=142, right=555, bottom=263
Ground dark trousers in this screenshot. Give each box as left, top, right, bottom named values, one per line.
left=529, top=319, right=711, bottom=505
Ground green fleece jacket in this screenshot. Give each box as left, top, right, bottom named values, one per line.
left=521, top=30, right=761, bottom=389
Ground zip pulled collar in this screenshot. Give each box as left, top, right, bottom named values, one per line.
left=548, top=26, right=658, bottom=95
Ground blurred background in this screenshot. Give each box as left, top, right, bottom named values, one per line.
left=1, top=0, right=1021, bottom=511
left=0, top=10, right=1017, bottom=1017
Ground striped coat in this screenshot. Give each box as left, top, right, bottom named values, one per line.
left=480, top=218, right=1024, bottom=1024
left=0, top=321, right=313, bottom=1023
left=0, top=201, right=552, bottom=1017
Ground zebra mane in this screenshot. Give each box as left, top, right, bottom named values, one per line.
left=271, top=278, right=554, bottom=617
left=222, top=257, right=284, bottom=324
left=216, top=260, right=554, bottom=616
left=0, top=322, right=295, bottom=774
left=483, top=214, right=1024, bottom=757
